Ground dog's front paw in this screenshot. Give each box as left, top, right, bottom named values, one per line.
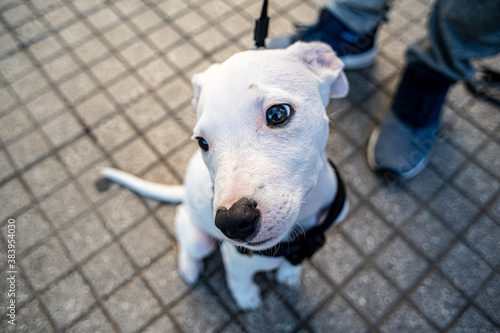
left=178, top=249, right=203, bottom=284
left=276, top=262, right=302, bottom=288
left=232, top=283, right=262, bottom=310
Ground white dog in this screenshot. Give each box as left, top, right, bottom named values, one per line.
left=102, top=42, right=349, bottom=310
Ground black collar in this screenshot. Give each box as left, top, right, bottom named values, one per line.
left=237, top=160, right=347, bottom=265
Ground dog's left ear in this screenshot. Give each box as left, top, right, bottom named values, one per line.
left=288, top=42, right=349, bottom=105
left=192, top=63, right=220, bottom=109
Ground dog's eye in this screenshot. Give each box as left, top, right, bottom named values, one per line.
left=196, top=137, right=209, bottom=151
left=266, top=104, right=292, bottom=127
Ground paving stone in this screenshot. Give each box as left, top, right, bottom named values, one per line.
left=58, top=135, right=103, bottom=175
left=165, top=42, right=204, bottom=71
left=60, top=212, right=112, bottom=263
left=108, top=74, right=146, bottom=106
left=6, top=299, right=54, bottom=333
left=370, top=184, right=419, bottom=228
left=130, top=9, right=163, bottom=33
left=0, top=150, right=14, bottom=181
left=475, top=272, right=500, bottom=326
left=439, top=242, right=492, bottom=298
left=75, top=92, right=115, bottom=127
left=59, top=21, right=92, bottom=46
left=0, top=177, right=32, bottom=221
left=121, top=40, right=156, bottom=68
left=0, top=52, right=35, bottom=82
left=0, top=271, right=32, bottom=313
left=125, top=95, right=168, bottom=130
left=87, top=7, right=121, bottom=31
left=76, top=159, right=117, bottom=205
left=313, top=232, right=364, bottom=286
left=137, top=58, right=176, bottom=89
left=41, top=271, right=95, bottom=330
left=121, top=216, right=171, bottom=268
left=342, top=205, right=393, bottom=256
left=98, top=190, right=148, bottom=235
left=326, top=129, right=357, bottom=165
left=104, top=278, right=162, bottom=333
left=279, top=261, right=334, bottom=319
left=67, top=307, right=115, bottom=333
left=21, top=237, right=73, bottom=291
left=175, top=11, right=208, bottom=35
left=15, top=18, right=48, bottom=45
left=0, top=33, right=18, bottom=59
left=82, top=243, right=135, bottom=298
left=453, top=162, right=499, bottom=206
left=11, top=69, right=49, bottom=100
left=465, top=215, right=500, bottom=269
left=16, top=206, right=52, bottom=253
left=58, top=72, right=97, bottom=105
left=43, top=6, right=77, bottom=30
left=447, top=115, right=488, bottom=155
left=449, top=306, right=500, bottom=333
left=429, top=138, right=467, bottom=179
left=466, top=99, right=500, bottom=133
left=143, top=315, right=179, bottom=333
left=428, top=185, right=480, bottom=234
left=344, top=267, right=400, bottom=325
left=171, top=282, right=231, bottom=332
left=2, top=3, right=33, bottom=27
left=74, top=38, right=109, bottom=65
left=219, top=12, right=252, bottom=38
left=113, top=0, right=143, bottom=16
left=39, top=182, right=90, bottom=228
left=7, top=129, right=51, bottom=168
left=192, top=27, right=229, bottom=54
left=25, top=90, right=66, bottom=122
left=402, top=209, right=455, bottom=261
left=310, top=295, right=368, bottom=333
left=28, top=35, right=64, bottom=63
left=410, top=271, right=467, bottom=329
left=154, top=204, right=177, bottom=236
left=147, top=25, right=182, bottom=51
left=337, top=109, right=376, bottom=146
left=379, top=301, right=436, bottom=333
left=42, top=52, right=80, bottom=82
left=476, top=140, right=500, bottom=175
left=0, top=108, right=34, bottom=144
left=145, top=117, right=190, bottom=156
left=156, top=77, right=194, bottom=111
left=375, top=237, right=428, bottom=291
left=113, top=137, right=158, bottom=174
left=90, top=55, right=128, bottom=85
left=143, top=250, right=190, bottom=306
left=341, top=159, right=381, bottom=203
left=0, top=88, right=17, bottom=116
left=93, top=113, right=136, bottom=152
left=404, top=166, right=444, bottom=201
left=155, top=0, right=189, bottom=20
left=237, top=290, right=299, bottom=333
left=42, top=111, right=84, bottom=147
left=103, top=23, right=137, bottom=49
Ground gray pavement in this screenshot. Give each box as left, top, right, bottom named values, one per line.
left=0, top=0, right=499, bottom=332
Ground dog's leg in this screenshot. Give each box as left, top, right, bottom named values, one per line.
left=175, top=204, right=216, bottom=284
left=220, top=242, right=284, bottom=310
left=276, top=260, right=302, bottom=287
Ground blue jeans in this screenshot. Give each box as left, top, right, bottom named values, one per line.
left=326, top=0, right=500, bottom=81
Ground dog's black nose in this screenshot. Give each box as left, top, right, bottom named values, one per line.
left=215, top=198, right=260, bottom=241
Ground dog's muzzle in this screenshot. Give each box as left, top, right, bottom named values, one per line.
left=215, top=198, right=261, bottom=241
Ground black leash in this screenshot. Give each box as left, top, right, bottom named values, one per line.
left=253, top=0, right=269, bottom=49
left=237, top=160, right=347, bottom=265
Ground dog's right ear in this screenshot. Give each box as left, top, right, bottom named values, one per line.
left=191, top=63, right=220, bottom=109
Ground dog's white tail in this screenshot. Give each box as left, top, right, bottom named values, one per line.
left=101, top=168, right=185, bottom=203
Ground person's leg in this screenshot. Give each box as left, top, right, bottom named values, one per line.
left=368, top=0, right=500, bottom=179
left=325, top=0, right=391, bottom=34
left=267, top=0, right=392, bottom=69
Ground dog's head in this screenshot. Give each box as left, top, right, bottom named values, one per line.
left=191, top=42, right=348, bottom=250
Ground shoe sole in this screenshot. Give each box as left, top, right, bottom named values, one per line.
left=341, top=46, right=378, bottom=70
left=366, top=125, right=430, bottom=180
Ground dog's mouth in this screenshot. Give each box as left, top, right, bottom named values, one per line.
left=234, top=236, right=279, bottom=251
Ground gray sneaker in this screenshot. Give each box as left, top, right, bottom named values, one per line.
left=367, top=111, right=440, bottom=180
